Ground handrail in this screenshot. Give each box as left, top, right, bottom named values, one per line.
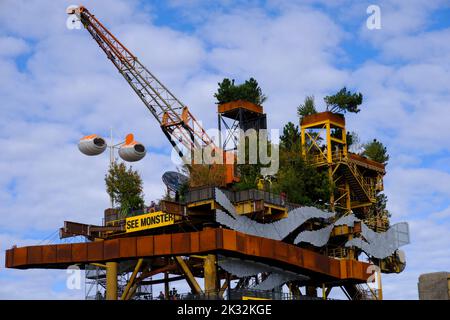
left=355, top=284, right=379, bottom=300
left=328, top=247, right=349, bottom=259
left=346, top=160, right=375, bottom=201
left=308, top=149, right=376, bottom=202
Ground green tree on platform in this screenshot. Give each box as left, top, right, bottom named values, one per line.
left=297, top=96, right=317, bottom=120
left=324, top=87, right=363, bottom=114
left=361, top=139, right=391, bottom=219
left=362, top=139, right=389, bottom=164
left=272, top=123, right=330, bottom=206
left=105, top=161, right=145, bottom=216
left=214, top=78, right=267, bottom=105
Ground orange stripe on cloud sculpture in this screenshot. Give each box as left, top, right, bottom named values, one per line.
left=118, top=133, right=146, bottom=162
left=78, top=134, right=107, bottom=156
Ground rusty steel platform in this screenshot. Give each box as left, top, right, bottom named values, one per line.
left=5, top=228, right=371, bottom=283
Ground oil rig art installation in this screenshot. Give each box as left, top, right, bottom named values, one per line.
left=4, top=6, right=410, bottom=300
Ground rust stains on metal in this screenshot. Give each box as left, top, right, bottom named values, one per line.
left=5, top=228, right=371, bottom=282
left=301, top=111, right=345, bottom=127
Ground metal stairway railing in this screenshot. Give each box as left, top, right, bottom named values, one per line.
left=345, top=160, right=375, bottom=202
left=309, top=150, right=376, bottom=203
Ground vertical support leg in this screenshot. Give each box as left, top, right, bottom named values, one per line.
left=377, top=265, right=383, bottom=300
left=300, top=128, right=306, bottom=158
left=218, top=114, right=222, bottom=150
left=226, top=272, right=231, bottom=300
left=326, top=122, right=332, bottom=163
left=106, top=262, right=118, bottom=300
left=121, top=258, right=144, bottom=300
left=218, top=279, right=229, bottom=299
left=329, top=166, right=335, bottom=212
left=175, top=256, right=203, bottom=295
left=204, top=254, right=219, bottom=298
left=164, top=272, right=170, bottom=300
left=345, top=182, right=351, bottom=212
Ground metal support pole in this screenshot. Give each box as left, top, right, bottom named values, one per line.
left=377, top=265, right=383, bottom=300
left=300, top=127, right=306, bottom=158
left=326, top=122, right=332, bottom=164
left=218, top=280, right=228, bottom=298
left=204, top=254, right=219, bottom=298
left=106, top=261, right=118, bottom=300
left=175, top=256, right=203, bottom=294
left=226, top=272, right=231, bottom=300
left=329, top=166, right=335, bottom=212
left=218, top=113, right=222, bottom=150
left=345, top=182, right=351, bottom=212
left=164, top=272, right=170, bottom=299
left=342, top=127, right=348, bottom=157
left=121, top=258, right=143, bottom=300
left=90, top=263, right=107, bottom=269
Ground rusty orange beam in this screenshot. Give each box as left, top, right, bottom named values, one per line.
left=4, top=228, right=371, bottom=282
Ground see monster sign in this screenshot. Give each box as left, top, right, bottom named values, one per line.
left=125, top=211, right=175, bottom=233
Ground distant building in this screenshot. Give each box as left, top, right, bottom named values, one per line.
left=418, top=272, right=450, bottom=300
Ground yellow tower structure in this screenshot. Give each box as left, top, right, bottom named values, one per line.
left=300, top=111, right=391, bottom=299
left=301, top=111, right=385, bottom=220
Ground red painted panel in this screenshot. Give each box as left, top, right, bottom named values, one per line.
left=5, top=249, right=12, bottom=268
left=104, top=239, right=120, bottom=260
left=119, top=237, right=137, bottom=258
left=222, top=229, right=237, bottom=251
left=13, top=247, right=27, bottom=266
left=287, top=244, right=301, bottom=265
left=87, top=241, right=104, bottom=261
left=236, top=232, right=247, bottom=253
left=246, top=236, right=261, bottom=257
left=71, top=243, right=88, bottom=263
left=314, top=253, right=329, bottom=274
left=274, top=242, right=288, bottom=262
left=57, top=244, right=72, bottom=263
left=328, top=259, right=341, bottom=278
left=190, top=232, right=200, bottom=252
left=303, top=250, right=317, bottom=270
left=154, top=234, right=171, bottom=255
left=136, top=236, right=154, bottom=256
left=199, top=228, right=216, bottom=251
left=215, top=228, right=224, bottom=249
left=27, top=246, right=42, bottom=265
left=171, top=233, right=190, bottom=254
left=42, top=245, right=57, bottom=264
left=260, top=238, right=275, bottom=259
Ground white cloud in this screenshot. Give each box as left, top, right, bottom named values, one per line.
left=195, top=5, right=349, bottom=129
left=359, top=0, right=448, bottom=42
left=382, top=28, right=450, bottom=63
left=0, top=36, right=30, bottom=57
left=385, top=167, right=450, bottom=219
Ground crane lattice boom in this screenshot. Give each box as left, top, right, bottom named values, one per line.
left=71, top=6, right=215, bottom=158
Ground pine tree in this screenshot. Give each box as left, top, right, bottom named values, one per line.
left=105, top=161, right=145, bottom=217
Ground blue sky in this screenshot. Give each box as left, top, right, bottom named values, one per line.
left=0, top=0, right=449, bottom=299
